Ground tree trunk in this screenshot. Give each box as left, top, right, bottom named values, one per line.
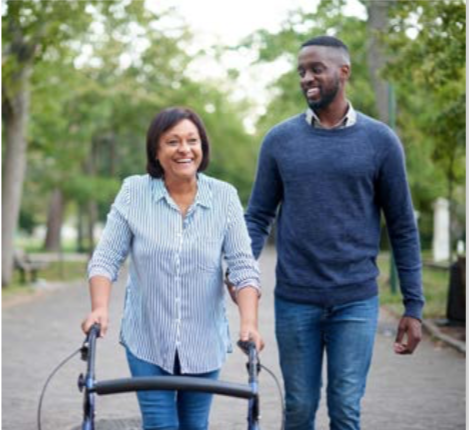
left=77, top=205, right=85, bottom=253
left=2, top=65, right=33, bottom=287
left=87, top=201, right=98, bottom=257
left=366, top=0, right=395, bottom=124
left=44, top=188, right=65, bottom=252
left=85, top=140, right=98, bottom=255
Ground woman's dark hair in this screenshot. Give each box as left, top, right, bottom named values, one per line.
left=146, top=107, right=210, bottom=178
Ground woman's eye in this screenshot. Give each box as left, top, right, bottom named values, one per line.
left=167, top=140, right=178, bottom=146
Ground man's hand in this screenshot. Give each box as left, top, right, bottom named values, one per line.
left=394, top=316, right=422, bottom=354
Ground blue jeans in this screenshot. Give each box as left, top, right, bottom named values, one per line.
left=275, top=295, right=379, bottom=430
left=126, top=347, right=220, bottom=430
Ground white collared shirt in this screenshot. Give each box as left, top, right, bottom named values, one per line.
left=305, top=102, right=357, bottom=129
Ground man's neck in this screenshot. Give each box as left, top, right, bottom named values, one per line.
left=312, top=97, right=349, bottom=129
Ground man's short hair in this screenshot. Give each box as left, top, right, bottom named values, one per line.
left=301, top=35, right=349, bottom=53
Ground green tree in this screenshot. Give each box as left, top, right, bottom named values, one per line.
left=18, top=1, right=260, bottom=259
left=384, top=0, right=465, bottom=255
left=2, top=0, right=112, bottom=285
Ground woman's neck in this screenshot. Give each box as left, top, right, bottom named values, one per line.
left=165, top=176, right=197, bottom=195
left=164, top=176, right=198, bottom=216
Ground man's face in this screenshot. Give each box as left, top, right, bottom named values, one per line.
left=297, top=45, right=349, bottom=111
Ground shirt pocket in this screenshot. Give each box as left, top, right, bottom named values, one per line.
left=195, top=232, right=224, bottom=272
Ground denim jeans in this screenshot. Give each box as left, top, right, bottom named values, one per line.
left=126, top=347, right=220, bottom=430
left=275, top=295, right=379, bottom=430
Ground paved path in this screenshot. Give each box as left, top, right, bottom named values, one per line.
left=2, top=247, right=465, bottom=430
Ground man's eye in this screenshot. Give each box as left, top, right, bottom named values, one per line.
left=312, top=67, right=324, bottom=74
left=298, top=69, right=305, bottom=77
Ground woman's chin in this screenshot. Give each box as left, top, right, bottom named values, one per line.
left=166, top=170, right=198, bottom=182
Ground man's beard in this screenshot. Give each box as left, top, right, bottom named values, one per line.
left=306, top=77, right=340, bottom=111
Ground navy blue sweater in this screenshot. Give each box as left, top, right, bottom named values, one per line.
left=245, top=112, right=424, bottom=320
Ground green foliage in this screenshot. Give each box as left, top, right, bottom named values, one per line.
left=386, top=0, right=465, bottom=86
left=7, top=0, right=465, bottom=251
left=4, top=0, right=260, bottom=243
left=2, top=0, right=101, bottom=95
left=385, top=0, right=465, bottom=150
left=384, top=0, right=466, bottom=245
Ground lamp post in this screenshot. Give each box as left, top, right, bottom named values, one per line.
left=388, top=83, right=398, bottom=295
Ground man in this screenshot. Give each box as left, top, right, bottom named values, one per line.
left=244, top=35, right=424, bottom=430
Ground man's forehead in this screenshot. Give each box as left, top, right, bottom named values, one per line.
left=298, top=45, right=349, bottom=65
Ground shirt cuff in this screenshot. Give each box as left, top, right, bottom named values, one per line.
left=88, top=267, right=115, bottom=283
left=235, top=280, right=261, bottom=298
left=403, top=299, right=425, bottom=321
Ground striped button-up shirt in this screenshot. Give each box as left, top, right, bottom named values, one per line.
left=88, top=174, right=260, bottom=374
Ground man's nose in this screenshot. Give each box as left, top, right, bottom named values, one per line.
left=302, top=70, right=315, bottom=84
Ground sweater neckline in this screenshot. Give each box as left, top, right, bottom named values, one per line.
left=300, top=111, right=363, bottom=136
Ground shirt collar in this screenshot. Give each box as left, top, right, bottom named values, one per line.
left=151, top=174, right=212, bottom=209
left=305, top=101, right=357, bottom=129
left=194, top=174, right=212, bottom=208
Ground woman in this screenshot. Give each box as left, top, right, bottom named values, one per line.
left=81, top=107, right=263, bottom=430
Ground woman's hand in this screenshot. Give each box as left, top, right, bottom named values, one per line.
left=237, top=286, right=263, bottom=351
left=83, top=276, right=113, bottom=337
left=240, top=324, right=265, bottom=352
left=81, top=307, right=109, bottom=337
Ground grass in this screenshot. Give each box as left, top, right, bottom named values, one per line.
left=2, top=260, right=87, bottom=299
left=36, top=260, right=88, bottom=281
left=20, top=241, right=86, bottom=254
left=377, top=254, right=450, bottom=319
left=1, top=282, right=36, bottom=300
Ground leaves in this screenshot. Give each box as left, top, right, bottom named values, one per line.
left=4, top=1, right=260, bottom=237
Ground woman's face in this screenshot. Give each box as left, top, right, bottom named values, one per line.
left=157, top=119, right=203, bottom=183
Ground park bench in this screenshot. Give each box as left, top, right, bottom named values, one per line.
left=14, top=250, right=49, bottom=284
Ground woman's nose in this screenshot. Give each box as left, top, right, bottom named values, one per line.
left=178, top=141, right=190, bottom=152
